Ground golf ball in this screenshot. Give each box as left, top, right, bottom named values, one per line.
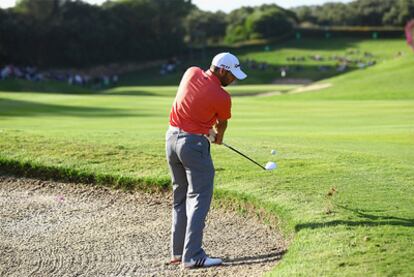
left=271, top=149, right=277, bottom=155
left=265, top=161, right=277, bottom=171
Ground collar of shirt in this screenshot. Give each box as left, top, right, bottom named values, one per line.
left=205, top=69, right=221, bottom=86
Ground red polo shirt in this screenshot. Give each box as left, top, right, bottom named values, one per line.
left=169, top=67, right=231, bottom=135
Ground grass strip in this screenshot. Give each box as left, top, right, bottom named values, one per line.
left=0, top=156, right=170, bottom=192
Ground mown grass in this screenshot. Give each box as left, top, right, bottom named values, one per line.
left=104, top=84, right=298, bottom=97
left=119, top=38, right=407, bottom=86
left=280, top=54, right=414, bottom=100
left=0, top=38, right=413, bottom=276
left=236, top=38, right=408, bottom=84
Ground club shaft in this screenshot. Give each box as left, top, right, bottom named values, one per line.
left=222, top=143, right=266, bottom=170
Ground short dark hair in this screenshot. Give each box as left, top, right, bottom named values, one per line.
left=210, top=65, right=220, bottom=72
left=210, top=65, right=229, bottom=74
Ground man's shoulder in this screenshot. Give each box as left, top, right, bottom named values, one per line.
left=181, top=66, right=203, bottom=81
left=208, top=85, right=231, bottom=103
left=219, top=88, right=231, bottom=100
left=185, top=66, right=203, bottom=75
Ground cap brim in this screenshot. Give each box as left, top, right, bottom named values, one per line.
left=231, top=68, right=247, bottom=80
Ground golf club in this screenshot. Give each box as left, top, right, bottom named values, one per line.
left=222, top=142, right=266, bottom=170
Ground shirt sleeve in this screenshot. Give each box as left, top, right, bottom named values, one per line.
left=216, top=95, right=231, bottom=120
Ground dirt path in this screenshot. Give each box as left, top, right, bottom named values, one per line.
left=253, top=83, right=332, bottom=97
left=0, top=175, right=286, bottom=277
left=290, top=83, right=332, bottom=94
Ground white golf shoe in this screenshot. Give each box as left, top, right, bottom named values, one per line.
left=182, top=256, right=223, bottom=269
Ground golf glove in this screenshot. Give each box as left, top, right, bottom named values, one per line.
left=207, top=128, right=217, bottom=143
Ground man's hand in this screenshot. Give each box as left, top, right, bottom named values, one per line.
left=208, top=128, right=217, bottom=143
left=213, top=119, right=228, bottom=145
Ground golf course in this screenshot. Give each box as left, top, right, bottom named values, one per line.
left=1, top=37, right=413, bottom=276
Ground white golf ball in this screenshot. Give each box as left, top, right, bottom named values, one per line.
left=265, top=161, right=277, bottom=171
left=271, top=149, right=277, bottom=155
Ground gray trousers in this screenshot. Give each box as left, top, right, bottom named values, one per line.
left=165, top=127, right=215, bottom=263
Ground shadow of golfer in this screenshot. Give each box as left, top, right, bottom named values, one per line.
left=338, top=205, right=413, bottom=223
left=223, top=249, right=287, bottom=266
left=295, top=205, right=414, bottom=232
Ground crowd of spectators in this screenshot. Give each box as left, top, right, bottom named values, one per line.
left=159, top=57, right=181, bottom=75
left=242, top=50, right=378, bottom=78
left=287, top=51, right=377, bottom=72
left=0, top=64, right=119, bottom=89
left=1, top=65, right=43, bottom=82
left=1, top=50, right=386, bottom=87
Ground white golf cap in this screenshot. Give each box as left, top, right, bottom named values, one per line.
left=211, top=52, right=247, bottom=80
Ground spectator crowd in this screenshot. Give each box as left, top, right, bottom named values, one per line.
left=241, top=49, right=378, bottom=78
left=0, top=64, right=119, bottom=89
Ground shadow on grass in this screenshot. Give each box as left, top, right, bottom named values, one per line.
left=0, top=98, right=147, bottom=118
left=340, top=206, right=414, bottom=223
left=103, top=88, right=294, bottom=98
left=102, top=90, right=160, bottom=97
left=0, top=79, right=97, bottom=94
left=236, top=38, right=362, bottom=55
left=295, top=206, right=414, bottom=232
left=223, top=249, right=287, bottom=266
left=295, top=219, right=414, bottom=232
left=118, top=63, right=359, bottom=87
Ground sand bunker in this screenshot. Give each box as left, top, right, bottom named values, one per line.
left=0, top=175, right=286, bottom=277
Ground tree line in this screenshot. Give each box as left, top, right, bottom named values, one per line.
left=194, top=0, right=413, bottom=44
left=293, top=0, right=414, bottom=27
left=0, top=0, right=412, bottom=68
left=0, top=0, right=193, bottom=67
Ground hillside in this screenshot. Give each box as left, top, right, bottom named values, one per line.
left=281, top=54, right=414, bottom=100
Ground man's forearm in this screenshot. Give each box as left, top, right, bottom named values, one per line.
left=214, top=119, right=228, bottom=144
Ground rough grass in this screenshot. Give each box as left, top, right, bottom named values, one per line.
left=0, top=38, right=413, bottom=276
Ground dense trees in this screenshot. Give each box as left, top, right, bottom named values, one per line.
left=293, top=0, right=414, bottom=27
left=183, top=9, right=227, bottom=46
left=224, top=7, right=255, bottom=43
left=0, top=1, right=297, bottom=66
left=224, top=5, right=296, bottom=43
left=1, top=0, right=412, bottom=68
left=0, top=0, right=193, bottom=67
left=244, top=5, right=296, bottom=40
left=383, top=0, right=414, bottom=26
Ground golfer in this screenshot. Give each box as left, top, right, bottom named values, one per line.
left=165, top=53, right=247, bottom=268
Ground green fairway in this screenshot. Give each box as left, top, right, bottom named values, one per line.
left=119, top=38, right=408, bottom=86
left=1, top=38, right=413, bottom=276
left=104, top=84, right=298, bottom=97
left=236, top=38, right=408, bottom=84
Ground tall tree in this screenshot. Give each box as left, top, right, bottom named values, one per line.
left=349, top=0, right=394, bottom=26
left=15, top=0, right=68, bottom=20
left=383, top=0, right=414, bottom=26
left=225, top=7, right=255, bottom=43
left=225, top=4, right=296, bottom=42
left=183, top=9, right=227, bottom=45
left=0, top=0, right=193, bottom=67
left=245, top=5, right=296, bottom=39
